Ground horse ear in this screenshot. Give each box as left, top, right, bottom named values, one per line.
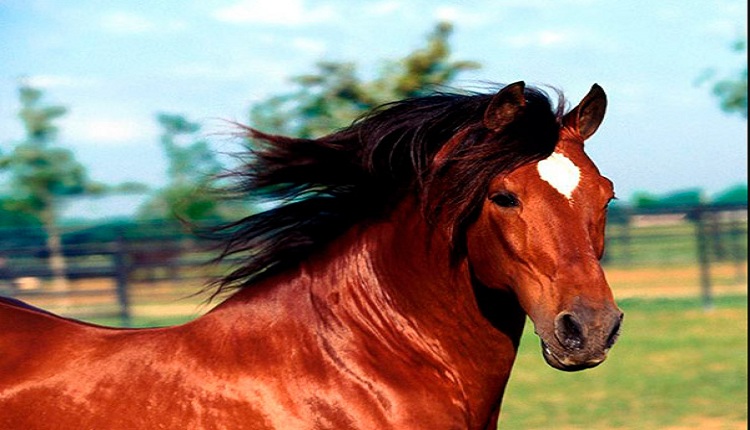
left=484, top=81, right=526, bottom=132
left=564, top=84, right=607, bottom=141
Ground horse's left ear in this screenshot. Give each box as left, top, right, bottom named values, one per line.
left=564, top=84, right=607, bottom=141
left=484, top=81, right=527, bottom=132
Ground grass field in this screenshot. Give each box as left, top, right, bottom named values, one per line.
left=500, top=295, right=748, bottom=430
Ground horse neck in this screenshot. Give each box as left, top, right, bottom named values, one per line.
left=310, top=197, right=525, bottom=418
left=211, top=198, right=525, bottom=424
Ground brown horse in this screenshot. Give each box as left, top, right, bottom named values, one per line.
left=0, top=82, right=622, bottom=429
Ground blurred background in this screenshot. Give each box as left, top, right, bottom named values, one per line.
left=1, top=1, right=747, bottom=429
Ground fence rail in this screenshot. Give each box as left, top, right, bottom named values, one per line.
left=604, top=203, right=747, bottom=309
left=1, top=203, right=747, bottom=325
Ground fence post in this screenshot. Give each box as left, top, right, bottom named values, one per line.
left=113, top=235, right=132, bottom=327
left=728, top=214, right=747, bottom=284
left=621, top=214, right=633, bottom=266
left=693, top=206, right=713, bottom=310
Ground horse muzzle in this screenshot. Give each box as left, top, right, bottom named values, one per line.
left=537, top=308, right=623, bottom=372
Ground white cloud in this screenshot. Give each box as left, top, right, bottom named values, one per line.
left=23, top=75, right=102, bottom=89
left=434, top=5, right=490, bottom=27
left=505, top=30, right=577, bottom=49
left=170, top=59, right=290, bottom=82
left=364, top=1, right=403, bottom=16
left=99, top=11, right=186, bottom=35
left=212, top=0, right=336, bottom=25
left=170, top=63, right=247, bottom=80
left=63, top=117, right=158, bottom=146
left=290, top=37, right=326, bottom=55
left=699, top=17, right=747, bottom=39
left=100, top=11, right=155, bottom=34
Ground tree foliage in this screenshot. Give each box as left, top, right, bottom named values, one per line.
left=0, top=196, right=40, bottom=228
left=632, top=189, right=705, bottom=210
left=137, top=113, right=231, bottom=222
left=704, top=37, right=748, bottom=118
left=712, top=183, right=748, bottom=205
left=0, top=84, right=106, bottom=216
left=250, top=22, right=480, bottom=138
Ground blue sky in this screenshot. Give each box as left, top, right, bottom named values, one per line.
left=1, top=0, right=747, bottom=218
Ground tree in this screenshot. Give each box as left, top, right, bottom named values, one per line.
left=713, top=183, right=748, bottom=205
left=0, top=82, right=107, bottom=289
left=0, top=197, right=41, bottom=228
left=703, top=37, right=748, bottom=118
left=632, top=188, right=705, bottom=210
left=250, top=22, right=480, bottom=138
left=137, top=113, right=230, bottom=222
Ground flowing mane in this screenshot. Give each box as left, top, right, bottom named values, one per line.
left=212, top=85, right=565, bottom=294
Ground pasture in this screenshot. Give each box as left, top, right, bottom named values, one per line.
left=501, top=296, right=747, bottom=430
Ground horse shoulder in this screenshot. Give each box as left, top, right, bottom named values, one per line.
left=188, top=280, right=472, bottom=428
left=0, top=297, right=111, bottom=377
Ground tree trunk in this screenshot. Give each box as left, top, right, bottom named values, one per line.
left=41, top=207, right=70, bottom=296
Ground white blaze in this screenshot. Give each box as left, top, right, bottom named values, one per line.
left=537, top=152, right=580, bottom=200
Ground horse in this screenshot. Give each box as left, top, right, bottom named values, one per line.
left=0, top=82, right=623, bottom=429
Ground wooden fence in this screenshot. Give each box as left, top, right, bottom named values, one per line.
left=603, top=203, right=747, bottom=308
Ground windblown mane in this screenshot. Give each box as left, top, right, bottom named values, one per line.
left=211, top=85, right=565, bottom=295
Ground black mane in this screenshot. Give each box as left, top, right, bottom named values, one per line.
left=210, top=85, right=564, bottom=295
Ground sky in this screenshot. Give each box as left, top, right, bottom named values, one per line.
left=0, top=0, right=747, bottom=219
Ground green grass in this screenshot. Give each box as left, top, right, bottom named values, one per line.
left=499, top=295, right=748, bottom=429
left=86, top=314, right=196, bottom=328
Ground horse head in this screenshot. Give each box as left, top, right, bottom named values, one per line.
left=466, top=82, right=623, bottom=371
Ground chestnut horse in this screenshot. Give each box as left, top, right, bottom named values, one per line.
left=0, top=82, right=622, bottom=429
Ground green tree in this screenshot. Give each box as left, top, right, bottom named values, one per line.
left=632, top=189, right=705, bottom=210
left=0, top=82, right=107, bottom=289
left=0, top=196, right=41, bottom=228
left=703, top=37, right=748, bottom=118
left=713, top=183, right=748, bottom=205
left=137, top=113, right=228, bottom=222
left=251, top=22, right=480, bottom=138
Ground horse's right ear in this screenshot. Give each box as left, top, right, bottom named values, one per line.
left=484, top=81, right=526, bottom=132
left=563, top=84, right=607, bottom=141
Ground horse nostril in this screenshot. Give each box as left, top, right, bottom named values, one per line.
left=555, top=312, right=585, bottom=351
left=606, top=312, right=624, bottom=349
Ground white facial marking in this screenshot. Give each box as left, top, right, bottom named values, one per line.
left=537, top=152, right=580, bottom=200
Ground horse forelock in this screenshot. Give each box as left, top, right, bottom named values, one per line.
left=209, top=85, right=564, bottom=297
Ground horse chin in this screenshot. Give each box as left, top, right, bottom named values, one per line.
left=539, top=339, right=606, bottom=372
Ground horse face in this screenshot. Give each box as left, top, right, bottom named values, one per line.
left=467, top=85, right=623, bottom=371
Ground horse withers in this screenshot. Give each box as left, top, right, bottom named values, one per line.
left=0, top=82, right=622, bottom=429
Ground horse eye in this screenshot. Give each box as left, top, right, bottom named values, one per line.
left=490, top=192, right=520, bottom=208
